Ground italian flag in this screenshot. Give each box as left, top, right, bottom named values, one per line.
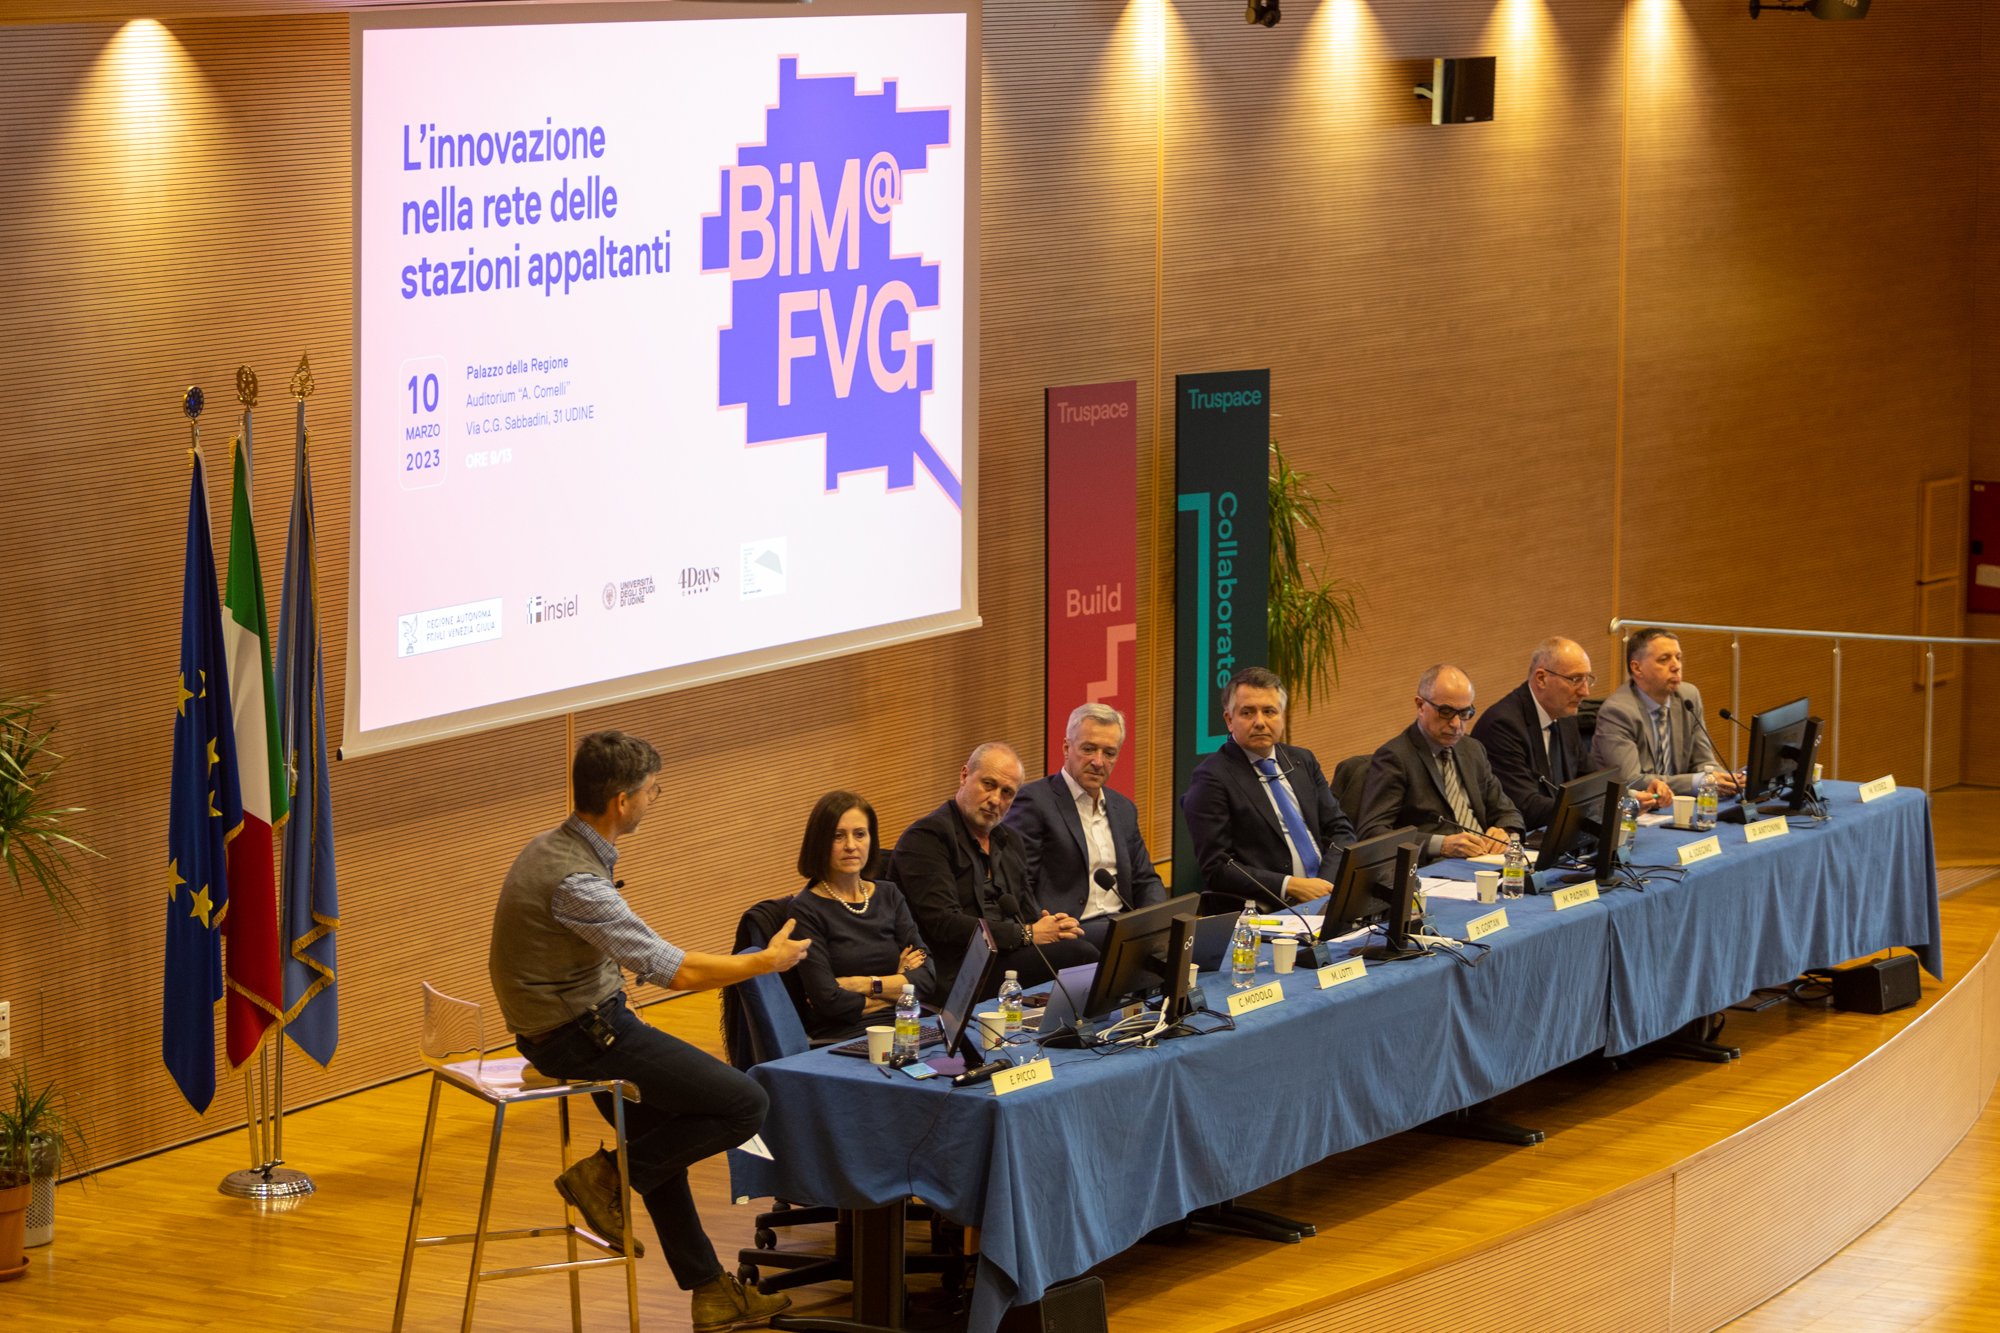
left=222, top=434, right=289, bottom=1067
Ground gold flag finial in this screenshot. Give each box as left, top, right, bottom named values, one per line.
left=236, top=365, right=259, bottom=407
left=290, top=353, right=315, bottom=401
left=183, top=385, right=204, bottom=462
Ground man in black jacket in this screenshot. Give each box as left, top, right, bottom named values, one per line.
left=1469, top=637, right=1597, bottom=831
left=886, top=742, right=1091, bottom=993
left=1359, top=664, right=1523, bottom=862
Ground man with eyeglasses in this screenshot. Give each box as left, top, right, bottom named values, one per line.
left=490, top=730, right=809, bottom=1333
left=1470, top=637, right=1630, bottom=830
left=1182, top=666, right=1357, bottom=905
left=1358, top=664, right=1523, bottom=861
left=1591, top=627, right=1743, bottom=804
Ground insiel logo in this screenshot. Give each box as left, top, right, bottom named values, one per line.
left=525, top=592, right=579, bottom=625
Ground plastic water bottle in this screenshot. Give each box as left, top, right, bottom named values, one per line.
left=1230, top=900, right=1259, bottom=989
left=892, top=984, right=922, bottom=1064
left=1501, top=834, right=1528, bottom=898
left=997, top=970, right=1024, bottom=1036
left=1618, top=792, right=1640, bottom=859
left=1694, top=769, right=1719, bottom=831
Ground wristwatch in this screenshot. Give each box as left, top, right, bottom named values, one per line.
left=870, top=976, right=883, bottom=997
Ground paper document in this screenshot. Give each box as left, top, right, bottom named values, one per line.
left=1421, top=876, right=1479, bottom=902
left=735, top=1134, right=773, bottom=1161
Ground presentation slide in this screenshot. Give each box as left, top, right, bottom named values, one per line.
left=350, top=4, right=973, bottom=755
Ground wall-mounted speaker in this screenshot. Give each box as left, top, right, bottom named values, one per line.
left=1416, top=57, right=1496, bottom=125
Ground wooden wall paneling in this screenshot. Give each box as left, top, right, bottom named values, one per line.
left=1916, top=577, right=1964, bottom=689
left=1921, top=475, right=1967, bottom=584
left=1618, top=2, right=1975, bottom=790
left=1158, top=1, right=1625, bottom=772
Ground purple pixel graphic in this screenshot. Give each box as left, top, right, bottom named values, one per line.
left=701, top=59, right=958, bottom=507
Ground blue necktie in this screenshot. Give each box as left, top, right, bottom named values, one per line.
left=1255, top=756, right=1322, bottom=879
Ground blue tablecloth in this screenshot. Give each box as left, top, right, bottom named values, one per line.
left=732, top=780, right=1939, bottom=1331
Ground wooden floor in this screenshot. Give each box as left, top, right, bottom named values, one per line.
left=6, top=815, right=1998, bottom=1330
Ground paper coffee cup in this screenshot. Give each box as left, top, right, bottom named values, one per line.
left=975, top=1011, right=1007, bottom=1044
left=1474, top=869, right=1500, bottom=904
left=1672, top=795, right=1695, bottom=826
left=865, top=1024, right=894, bottom=1064
left=1271, top=936, right=1299, bottom=974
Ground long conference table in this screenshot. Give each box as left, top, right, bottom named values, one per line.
left=729, top=782, right=1942, bottom=1332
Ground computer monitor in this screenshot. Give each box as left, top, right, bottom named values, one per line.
left=1318, top=825, right=1421, bottom=941
left=1037, top=898, right=1197, bottom=1046
left=1742, top=697, right=1814, bottom=812
left=1534, top=767, right=1621, bottom=886
left=934, top=918, right=1002, bottom=1063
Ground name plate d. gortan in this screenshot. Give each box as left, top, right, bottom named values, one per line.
left=1465, top=908, right=1509, bottom=941
left=1859, top=775, right=1898, bottom=803
left=1550, top=882, right=1600, bottom=911
left=1743, top=816, right=1790, bottom=844
left=991, top=1058, right=1053, bottom=1097
left=1226, top=980, right=1285, bottom=1018
left=1678, top=835, right=1722, bottom=866
left=1316, top=957, right=1366, bottom=989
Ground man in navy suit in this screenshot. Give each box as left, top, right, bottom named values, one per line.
left=1469, top=636, right=1600, bottom=831
left=1004, top=703, right=1169, bottom=948
left=1181, top=666, right=1357, bottom=905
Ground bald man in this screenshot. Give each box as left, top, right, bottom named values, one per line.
left=1469, top=637, right=1600, bottom=831
left=1358, top=665, right=1523, bottom=862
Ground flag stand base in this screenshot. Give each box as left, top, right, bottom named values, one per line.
left=219, top=1165, right=315, bottom=1201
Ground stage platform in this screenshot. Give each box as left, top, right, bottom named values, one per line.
left=5, top=882, right=1996, bottom=1332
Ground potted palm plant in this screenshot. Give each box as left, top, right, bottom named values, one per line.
left=0, top=693, right=98, bottom=1272
left=0, top=1067, right=88, bottom=1276
left=1266, top=440, right=1361, bottom=713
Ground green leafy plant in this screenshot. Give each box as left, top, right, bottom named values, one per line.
left=0, top=694, right=97, bottom=918
left=1267, top=440, right=1361, bottom=713
left=0, top=1065, right=89, bottom=1190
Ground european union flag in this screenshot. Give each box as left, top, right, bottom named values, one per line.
left=164, top=448, right=242, bottom=1114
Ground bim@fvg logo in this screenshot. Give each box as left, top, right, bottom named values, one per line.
left=702, top=60, right=959, bottom=508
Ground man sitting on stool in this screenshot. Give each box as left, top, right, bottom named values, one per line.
left=887, top=741, right=1093, bottom=994
left=1359, top=664, right=1523, bottom=862
left=490, top=730, right=808, bottom=1333
left=1004, top=702, right=1168, bottom=948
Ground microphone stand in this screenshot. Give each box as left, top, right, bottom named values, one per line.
left=1224, top=858, right=1338, bottom=969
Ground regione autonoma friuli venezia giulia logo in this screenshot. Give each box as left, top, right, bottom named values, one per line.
left=701, top=59, right=958, bottom=508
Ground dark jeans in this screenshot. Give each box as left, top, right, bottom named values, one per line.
left=517, top=992, right=767, bottom=1289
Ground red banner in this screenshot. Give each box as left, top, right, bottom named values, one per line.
left=1045, top=381, right=1139, bottom=797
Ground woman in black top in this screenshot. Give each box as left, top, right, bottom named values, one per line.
left=786, top=791, right=937, bottom=1040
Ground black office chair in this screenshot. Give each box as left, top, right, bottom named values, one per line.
left=1332, top=753, right=1373, bottom=824
left=1576, top=696, right=1604, bottom=748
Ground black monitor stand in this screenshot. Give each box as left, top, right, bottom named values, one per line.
left=1356, top=843, right=1424, bottom=962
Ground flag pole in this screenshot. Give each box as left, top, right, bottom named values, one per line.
left=219, top=364, right=312, bottom=1203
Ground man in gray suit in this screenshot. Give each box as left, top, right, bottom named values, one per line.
left=1358, top=664, right=1523, bottom=862
left=1590, top=627, right=1742, bottom=802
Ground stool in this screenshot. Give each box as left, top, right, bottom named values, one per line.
left=392, top=983, right=642, bottom=1332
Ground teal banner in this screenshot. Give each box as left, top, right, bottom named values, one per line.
left=1172, top=370, right=1270, bottom=894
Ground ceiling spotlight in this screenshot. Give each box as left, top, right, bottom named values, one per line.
left=1749, top=0, right=1871, bottom=18
left=1245, top=0, right=1281, bottom=27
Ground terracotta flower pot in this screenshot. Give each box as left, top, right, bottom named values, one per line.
left=0, top=1177, right=29, bottom=1281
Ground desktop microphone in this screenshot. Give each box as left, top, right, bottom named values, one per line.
left=996, top=892, right=1090, bottom=1040
left=1094, top=867, right=1132, bottom=911
left=949, top=1056, right=1013, bottom=1088
left=1224, top=857, right=1335, bottom=968
left=1716, top=707, right=1752, bottom=735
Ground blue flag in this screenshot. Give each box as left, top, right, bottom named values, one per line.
left=165, top=448, right=242, bottom=1114
left=276, top=401, right=339, bottom=1067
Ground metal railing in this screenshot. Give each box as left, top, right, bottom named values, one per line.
left=1607, top=617, right=2000, bottom=794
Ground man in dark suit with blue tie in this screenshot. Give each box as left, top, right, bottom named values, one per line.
left=1180, top=666, right=1357, bottom=905
left=1003, top=703, right=1168, bottom=948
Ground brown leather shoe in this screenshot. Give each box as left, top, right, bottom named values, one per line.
left=554, top=1147, right=645, bottom=1257
left=690, top=1271, right=791, bottom=1332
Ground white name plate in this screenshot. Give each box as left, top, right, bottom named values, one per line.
left=1550, top=882, right=1600, bottom=911
left=1859, top=775, right=1898, bottom=802
left=1316, top=957, right=1366, bottom=989
left=1743, top=816, right=1790, bottom=844
left=1466, top=909, right=1509, bottom=941
left=991, top=1058, right=1053, bottom=1097
left=1678, top=835, right=1722, bottom=866
left=1227, top=981, right=1286, bottom=1018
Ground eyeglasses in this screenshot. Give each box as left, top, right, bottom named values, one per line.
left=1541, top=670, right=1596, bottom=690
left=1419, top=697, right=1477, bottom=723
left=626, top=778, right=662, bottom=801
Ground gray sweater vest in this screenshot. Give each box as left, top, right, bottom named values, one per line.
left=489, top=823, right=623, bottom=1037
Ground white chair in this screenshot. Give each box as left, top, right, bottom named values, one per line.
left=392, top=983, right=642, bottom=1332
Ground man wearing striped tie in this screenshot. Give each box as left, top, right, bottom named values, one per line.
left=1182, top=666, right=1359, bottom=905
left=1357, top=664, right=1525, bottom=862
left=1590, top=627, right=1744, bottom=802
